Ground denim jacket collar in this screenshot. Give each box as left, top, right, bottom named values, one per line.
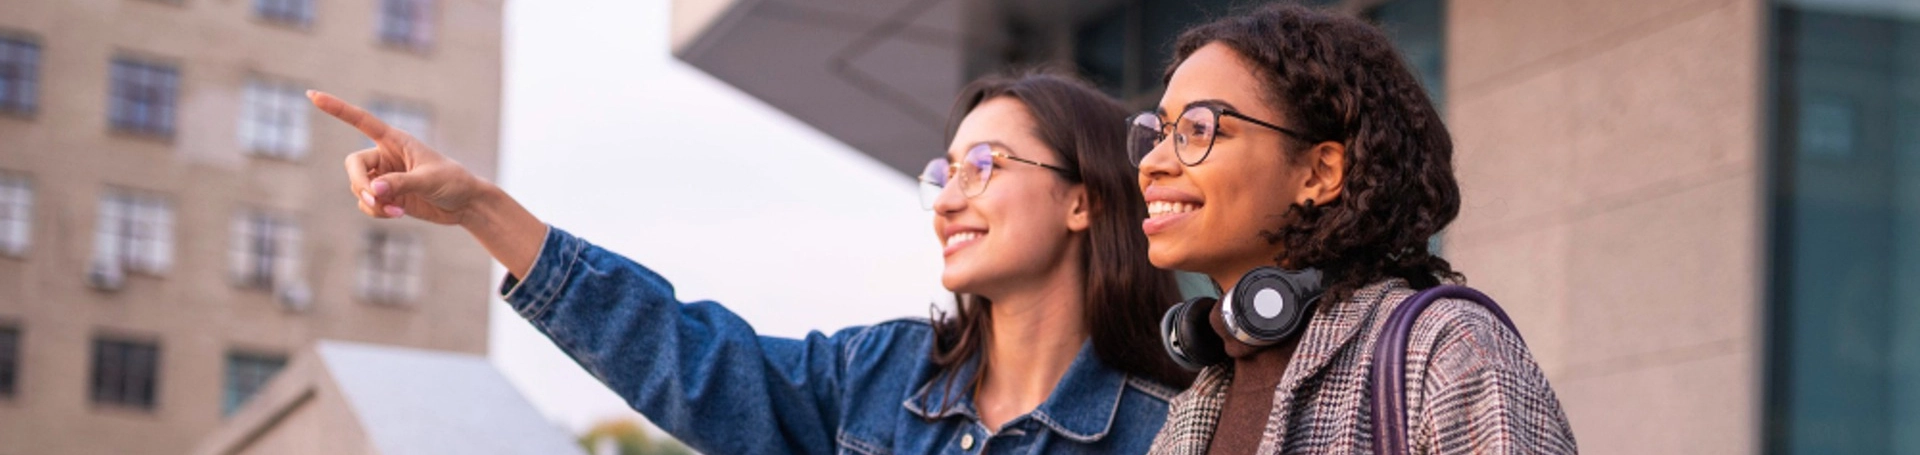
left=902, top=341, right=1125, bottom=442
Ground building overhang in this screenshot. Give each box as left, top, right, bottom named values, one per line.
left=672, top=0, right=966, bottom=178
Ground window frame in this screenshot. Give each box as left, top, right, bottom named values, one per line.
left=107, top=57, right=180, bottom=138
left=0, top=171, right=32, bottom=258
left=90, top=336, right=160, bottom=411
left=221, top=350, right=286, bottom=416
left=230, top=210, right=302, bottom=291
left=0, top=324, right=19, bottom=399
left=378, top=0, right=436, bottom=53
left=358, top=228, right=425, bottom=305
left=252, top=0, right=315, bottom=28
left=238, top=76, right=311, bottom=160
left=93, top=188, right=174, bottom=276
left=0, top=34, right=41, bottom=116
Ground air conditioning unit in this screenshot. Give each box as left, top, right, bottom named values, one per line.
left=87, top=260, right=125, bottom=292
left=276, top=281, right=312, bottom=312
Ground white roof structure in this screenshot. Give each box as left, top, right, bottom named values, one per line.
left=194, top=340, right=587, bottom=455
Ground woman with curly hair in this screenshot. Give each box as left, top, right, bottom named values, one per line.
left=1130, top=4, right=1576, bottom=453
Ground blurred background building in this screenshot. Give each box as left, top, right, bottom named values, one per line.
left=0, top=0, right=503, bottom=453
left=0, top=0, right=1912, bottom=453
left=672, top=0, right=1920, bottom=453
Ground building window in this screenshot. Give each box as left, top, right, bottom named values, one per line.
left=91, top=189, right=173, bottom=282
left=91, top=338, right=159, bottom=410
left=228, top=210, right=301, bottom=290
left=358, top=229, right=423, bottom=304
left=379, top=0, right=434, bottom=51
left=108, top=58, right=179, bottom=137
left=222, top=352, right=285, bottom=415
left=0, top=172, right=30, bottom=257
left=239, top=78, right=310, bottom=159
left=368, top=100, right=431, bottom=143
left=0, top=36, right=39, bottom=115
left=0, top=325, right=18, bottom=398
left=253, top=0, right=313, bottom=27
left=1767, top=2, right=1920, bottom=454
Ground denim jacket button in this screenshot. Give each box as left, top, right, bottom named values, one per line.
left=960, top=433, right=975, bottom=450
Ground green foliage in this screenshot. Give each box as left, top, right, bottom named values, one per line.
left=575, top=418, right=695, bottom=455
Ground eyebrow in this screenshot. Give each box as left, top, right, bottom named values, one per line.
left=947, top=140, right=1014, bottom=162
left=1154, top=98, right=1240, bottom=118
left=1185, top=99, right=1237, bottom=112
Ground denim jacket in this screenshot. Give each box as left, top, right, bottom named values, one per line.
left=500, top=227, right=1179, bottom=455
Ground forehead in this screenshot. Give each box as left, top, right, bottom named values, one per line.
left=1159, top=42, right=1282, bottom=121
left=947, top=96, right=1053, bottom=161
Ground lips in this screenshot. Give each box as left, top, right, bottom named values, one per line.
left=942, top=227, right=987, bottom=257
left=1147, top=201, right=1200, bottom=218
left=1141, top=186, right=1203, bottom=236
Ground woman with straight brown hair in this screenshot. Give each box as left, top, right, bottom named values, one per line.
left=309, top=72, right=1189, bottom=454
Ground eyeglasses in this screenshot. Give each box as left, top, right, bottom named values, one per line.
left=1127, top=103, right=1313, bottom=166
left=919, top=142, right=1079, bottom=210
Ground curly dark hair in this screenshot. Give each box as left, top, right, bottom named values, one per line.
left=929, top=72, right=1193, bottom=395
left=1169, top=3, right=1463, bottom=303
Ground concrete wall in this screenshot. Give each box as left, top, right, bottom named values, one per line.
left=0, top=0, right=502, bottom=454
left=1442, top=0, right=1766, bottom=453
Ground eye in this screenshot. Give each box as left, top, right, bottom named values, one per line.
left=921, top=159, right=951, bottom=186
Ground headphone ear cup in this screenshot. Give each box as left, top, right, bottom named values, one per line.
left=1223, top=267, right=1325, bottom=345
left=1161, top=297, right=1227, bottom=371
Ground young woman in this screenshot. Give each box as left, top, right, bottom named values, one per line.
left=308, top=73, right=1190, bottom=454
left=1131, top=5, right=1577, bottom=454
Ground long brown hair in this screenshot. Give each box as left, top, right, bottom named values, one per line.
left=1168, top=4, right=1463, bottom=304
left=928, top=72, right=1193, bottom=395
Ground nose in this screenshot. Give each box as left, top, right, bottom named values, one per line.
left=1138, top=132, right=1182, bottom=182
left=932, top=177, right=968, bottom=215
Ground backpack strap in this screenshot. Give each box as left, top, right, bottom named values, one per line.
left=1368, top=285, right=1524, bottom=455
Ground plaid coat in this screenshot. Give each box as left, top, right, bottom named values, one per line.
left=1148, top=279, right=1578, bottom=454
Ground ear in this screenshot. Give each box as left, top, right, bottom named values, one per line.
left=1300, top=141, right=1346, bottom=204
left=1065, top=184, right=1091, bottom=233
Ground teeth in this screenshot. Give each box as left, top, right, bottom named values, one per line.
left=946, top=231, right=982, bottom=246
left=1147, top=201, right=1200, bottom=218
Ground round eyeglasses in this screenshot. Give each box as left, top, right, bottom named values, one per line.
left=919, top=143, right=1079, bottom=210
left=1126, top=104, right=1313, bottom=166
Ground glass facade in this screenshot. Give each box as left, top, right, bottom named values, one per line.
left=1768, top=1, right=1920, bottom=453
left=1057, top=0, right=1442, bottom=107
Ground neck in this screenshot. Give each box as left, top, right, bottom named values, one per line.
left=1205, top=252, right=1291, bottom=295
left=973, top=258, right=1088, bottom=429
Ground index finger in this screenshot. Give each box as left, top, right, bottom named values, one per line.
left=307, top=90, right=401, bottom=145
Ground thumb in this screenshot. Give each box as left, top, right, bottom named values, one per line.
left=369, top=172, right=415, bottom=203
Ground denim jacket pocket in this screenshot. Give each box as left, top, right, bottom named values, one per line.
left=837, top=430, right=891, bottom=455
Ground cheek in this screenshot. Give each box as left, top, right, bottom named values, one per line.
left=985, top=191, right=1074, bottom=256
left=994, top=201, right=1063, bottom=249
left=1197, top=154, right=1303, bottom=239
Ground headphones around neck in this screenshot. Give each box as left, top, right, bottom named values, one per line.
left=1159, top=267, right=1325, bottom=371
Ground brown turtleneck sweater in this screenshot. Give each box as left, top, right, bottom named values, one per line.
left=1205, top=304, right=1300, bottom=454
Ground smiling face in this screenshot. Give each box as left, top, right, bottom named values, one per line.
left=1138, top=43, right=1317, bottom=285
left=933, top=96, right=1088, bottom=297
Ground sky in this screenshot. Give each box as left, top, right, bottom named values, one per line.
left=488, top=0, right=947, bottom=433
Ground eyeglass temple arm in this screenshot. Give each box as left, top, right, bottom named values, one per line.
left=1219, top=110, right=1314, bottom=142
left=997, top=153, right=1081, bottom=180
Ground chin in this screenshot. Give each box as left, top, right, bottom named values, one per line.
left=939, top=268, right=977, bottom=295
left=1146, top=241, right=1189, bottom=271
